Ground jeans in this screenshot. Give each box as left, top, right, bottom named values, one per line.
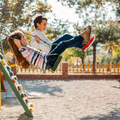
left=46, top=35, right=85, bottom=69
left=50, top=34, right=85, bottom=51
left=49, top=35, right=85, bottom=55
left=50, top=34, right=74, bottom=51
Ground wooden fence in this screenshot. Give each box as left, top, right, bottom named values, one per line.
left=16, top=62, right=120, bottom=74
left=7, top=62, right=120, bottom=80
left=68, top=62, right=120, bottom=73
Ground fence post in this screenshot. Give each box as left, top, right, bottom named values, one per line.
left=69, top=63, right=71, bottom=73
left=62, top=62, right=68, bottom=79
left=99, top=62, right=100, bottom=73
left=106, top=63, right=108, bottom=73
left=102, top=63, right=104, bottom=73
left=117, top=63, right=119, bottom=73
left=84, top=63, right=86, bottom=73
left=114, top=62, right=116, bottom=73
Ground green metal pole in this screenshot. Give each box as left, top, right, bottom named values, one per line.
left=0, top=53, right=34, bottom=117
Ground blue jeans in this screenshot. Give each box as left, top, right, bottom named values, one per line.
left=50, top=34, right=85, bottom=51
left=49, top=35, right=85, bottom=55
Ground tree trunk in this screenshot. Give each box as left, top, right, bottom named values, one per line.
left=93, top=44, right=97, bottom=73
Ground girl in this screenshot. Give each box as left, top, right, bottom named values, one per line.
left=8, top=28, right=93, bottom=71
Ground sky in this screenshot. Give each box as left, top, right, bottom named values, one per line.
left=46, top=1, right=116, bottom=22
left=46, top=0, right=80, bottom=23
left=46, top=0, right=81, bottom=32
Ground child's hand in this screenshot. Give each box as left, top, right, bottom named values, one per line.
left=14, top=39, right=22, bottom=48
left=35, top=35, right=40, bottom=43
left=21, top=37, right=28, bottom=46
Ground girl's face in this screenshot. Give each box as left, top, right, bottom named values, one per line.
left=37, top=20, right=47, bottom=31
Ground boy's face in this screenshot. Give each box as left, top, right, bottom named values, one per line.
left=37, top=20, right=47, bottom=31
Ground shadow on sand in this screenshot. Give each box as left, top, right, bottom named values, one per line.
left=17, top=112, right=33, bottom=120
left=77, top=109, right=120, bottom=120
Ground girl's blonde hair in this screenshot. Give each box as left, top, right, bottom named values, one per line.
left=8, top=30, right=30, bottom=69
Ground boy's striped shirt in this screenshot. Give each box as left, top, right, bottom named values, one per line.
left=19, top=45, right=47, bottom=70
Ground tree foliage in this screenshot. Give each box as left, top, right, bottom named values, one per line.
left=0, top=0, right=52, bottom=53
left=58, top=0, right=120, bottom=73
left=0, top=0, right=52, bottom=31
left=0, top=0, right=72, bottom=54
left=62, top=48, right=74, bottom=62
left=57, top=0, right=120, bottom=20
left=45, top=18, right=71, bottom=41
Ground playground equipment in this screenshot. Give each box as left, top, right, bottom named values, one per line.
left=0, top=70, right=8, bottom=109
left=51, top=55, right=62, bottom=72
left=0, top=70, right=8, bottom=93
left=0, top=53, right=34, bottom=117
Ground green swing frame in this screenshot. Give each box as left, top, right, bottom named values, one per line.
left=51, top=55, right=62, bottom=72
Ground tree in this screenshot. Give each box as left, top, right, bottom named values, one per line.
left=102, top=42, right=117, bottom=55
left=62, top=48, right=74, bottom=62
left=57, top=0, right=120, bottom=20
left=113, top=52, right=120, bottom=63
left=92, top=23, right=119, bottom=72
left=57, top=0, right=120, bottom=73
left=62, top=46, right=93, bottom=67
left=0, top=0, right=72, bottom=53
left=71, top=47, right=86, bottom=65
left=45, top=17, right=71, bottom=41
left=0, top=0, right=52, bottom=30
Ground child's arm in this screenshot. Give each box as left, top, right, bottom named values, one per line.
left=21, top=37, right=28, bottom=46
left=14, top=35, right=28, bottom=48
left=14, top=39, right=22, bottom=48
left=31, top=31, right=52, bottom=53
left=35, top=35, right=40, bottom=43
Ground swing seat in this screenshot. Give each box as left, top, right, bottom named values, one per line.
left=51, top=55, right=62, bottom=72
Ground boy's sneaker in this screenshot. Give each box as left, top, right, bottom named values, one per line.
left=82, top=35, right=95, bottom=52
left=81, top=25, right=91, bottom=44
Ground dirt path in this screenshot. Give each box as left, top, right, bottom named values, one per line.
left=1, top=79, right=120, bottom=120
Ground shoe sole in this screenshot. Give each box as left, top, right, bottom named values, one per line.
left=84, top=35, right=95, bottom=52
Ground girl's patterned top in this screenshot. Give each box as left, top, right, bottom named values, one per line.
left=19, top=45, right=47, bottom=70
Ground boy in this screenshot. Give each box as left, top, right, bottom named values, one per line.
left=31, top=14, right=95, bottom=53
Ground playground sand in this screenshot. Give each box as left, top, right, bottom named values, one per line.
left=1, top=79, right=120, bottom=120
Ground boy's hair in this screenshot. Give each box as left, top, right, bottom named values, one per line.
left=33, top=14, right=47, bottom=28
left=8, top=30, right=30, bottom=69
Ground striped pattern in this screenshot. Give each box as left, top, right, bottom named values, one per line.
left=19, top=45, right=47, bottom=70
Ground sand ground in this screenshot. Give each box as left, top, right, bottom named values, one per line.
left=1, top=79, right=120, bottom=120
